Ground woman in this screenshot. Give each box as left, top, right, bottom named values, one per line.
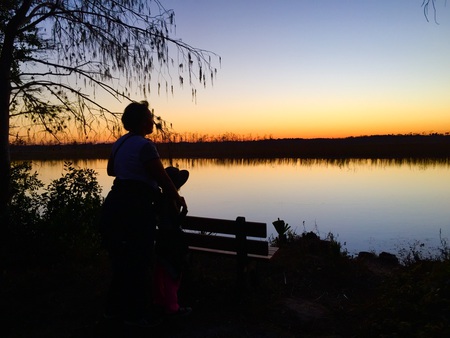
left=100, top=101, right=186, bottom=327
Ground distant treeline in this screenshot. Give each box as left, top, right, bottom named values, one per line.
left=10, top=135, right=450, bottom=161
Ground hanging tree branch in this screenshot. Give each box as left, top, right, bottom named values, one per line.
left=2, top=0, right=220, bottom=143
left=422, top=0, right=439, bottom=23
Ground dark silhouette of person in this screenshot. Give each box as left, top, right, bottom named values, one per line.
left=154, top=166, right=192, bottom=317
left=99, top=101, right=187, bottom=327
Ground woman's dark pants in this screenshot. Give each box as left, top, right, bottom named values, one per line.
left=100, top=181, right=157, bottom=320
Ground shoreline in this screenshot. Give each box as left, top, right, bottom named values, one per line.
left=10, top=135, right=450, bottom=160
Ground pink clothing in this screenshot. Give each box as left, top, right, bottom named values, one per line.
left=153, top=263, right=181, bottom=314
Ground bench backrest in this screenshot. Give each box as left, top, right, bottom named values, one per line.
left=182, top=215, right=269, bottom=257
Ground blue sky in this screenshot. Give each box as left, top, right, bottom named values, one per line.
left=113, top=0, right=450, bottom=139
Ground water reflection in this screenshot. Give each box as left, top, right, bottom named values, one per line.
left=170, top=157, right=450, bottom=168
left=23, top=157, right=450, bottom=258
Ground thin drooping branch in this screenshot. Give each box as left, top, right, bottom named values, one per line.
left=422, top=0, right=439, bottom=23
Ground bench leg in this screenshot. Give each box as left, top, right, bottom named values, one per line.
left=236, top=217, right=248, bottom=290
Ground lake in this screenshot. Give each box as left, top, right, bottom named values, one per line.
left=27, top=157, right=450, bottom=259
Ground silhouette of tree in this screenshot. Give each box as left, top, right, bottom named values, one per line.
left=0, top=0, right=219, bottom=213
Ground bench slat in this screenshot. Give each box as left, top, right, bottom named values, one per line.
left=188, top=247, right=275, bottom=260
left=184, top=232, right=269, bottom=256
left=183, top=215, right=267, bottom=238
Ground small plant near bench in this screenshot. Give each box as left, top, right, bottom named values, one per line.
left=272, top=218, right=291, bottom=246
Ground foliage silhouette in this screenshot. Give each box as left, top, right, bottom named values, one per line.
left=4, top=161, right=103, bottom=268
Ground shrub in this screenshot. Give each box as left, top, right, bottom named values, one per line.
left=40, top=162, right=103, bottom=252
left=8, top=162, right=44, bottom=231
left=5, top=161, right=104, bottom=267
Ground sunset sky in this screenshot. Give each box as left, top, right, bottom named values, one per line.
left=108, top=0, right=450, bottom=139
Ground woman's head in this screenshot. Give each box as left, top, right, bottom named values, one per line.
left=122, top=101, right=154, bottom=135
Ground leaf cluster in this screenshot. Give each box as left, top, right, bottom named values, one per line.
left=3, top=161, right=104, bottom=267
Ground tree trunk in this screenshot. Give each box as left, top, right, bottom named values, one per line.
left=0, top=68, right=11, bottom=215
left=0, top=1, right=32, bottom=215
left=0, top=44, right=13, bottom=216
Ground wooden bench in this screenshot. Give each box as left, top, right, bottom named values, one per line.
left=181, top=215, right=278, bottom=288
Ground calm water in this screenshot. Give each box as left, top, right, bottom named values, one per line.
left=28, top=158, right=450, bottom=258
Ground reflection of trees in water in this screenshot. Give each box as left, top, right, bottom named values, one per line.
left=166, top=157, right=450, bottom=169
left=17, top=157, right=450, bottom=175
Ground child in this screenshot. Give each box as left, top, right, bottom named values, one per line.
left=153, top=166, right=192, bottom=316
